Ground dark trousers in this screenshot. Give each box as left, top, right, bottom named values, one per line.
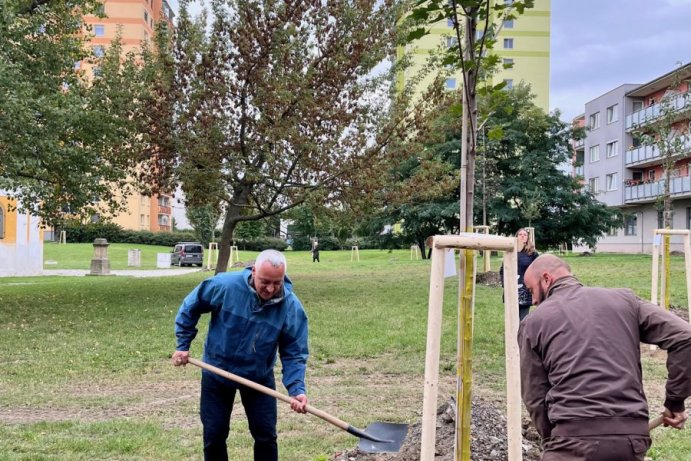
left=200, top=371, right=278, bottom=461
left=519, top=304, right=531, bottom=321
left=541, top=435, right=651, bottom=461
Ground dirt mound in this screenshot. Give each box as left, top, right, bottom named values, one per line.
left=332, top=397, right=541, bottom=461
left=476, top=271, right=501, bottom=287
left=670, top=305, right=689, bottom=322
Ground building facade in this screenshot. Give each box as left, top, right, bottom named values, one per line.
left=83, top=0, right=174, bottom=232
left=575, top=64, right=691, bottom=253
left=399, top=0, right=551, bottom=112
left=0, top=194, right=43, bottom=276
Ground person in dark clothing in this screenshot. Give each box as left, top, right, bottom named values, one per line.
left=519, top=254, right=691, bottom=461
left=311, top=246, right=320, bottom=262
left=172, top=249, right=309, bottom=461
left=500, top=228, right=539, bottom=320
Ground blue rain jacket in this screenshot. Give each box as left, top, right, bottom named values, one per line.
left=175, top=267, right=309, bottom=396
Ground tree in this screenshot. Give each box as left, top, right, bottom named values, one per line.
left=0, top=0, right=142, bottom=225
left=484, top=84, right=620, bottom=248
left=158, top=0, right=410, bottom=273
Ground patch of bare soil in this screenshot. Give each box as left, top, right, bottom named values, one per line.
left=669, top=305, right=689, bottom=322
left=332, top=397, right=541, bottom=461
left=476, top=271, right=501, bottom=287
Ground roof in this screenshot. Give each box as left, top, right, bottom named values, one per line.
left=626, top=63, right=691, bottom=98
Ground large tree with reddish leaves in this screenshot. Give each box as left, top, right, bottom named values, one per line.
left=157, top=0, right=414, bottom=273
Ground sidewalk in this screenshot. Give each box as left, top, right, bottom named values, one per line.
left=42, top=268, right=203, bottom=278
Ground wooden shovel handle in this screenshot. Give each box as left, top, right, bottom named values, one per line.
left=187, top=357, right=350, bottom=432
left=649, top=414, right=664, bottom=430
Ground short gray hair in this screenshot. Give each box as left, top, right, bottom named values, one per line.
left=255, top=249, right=287, bottom=272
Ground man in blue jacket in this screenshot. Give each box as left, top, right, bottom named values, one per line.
left=172, top=249, right=309, bottom=461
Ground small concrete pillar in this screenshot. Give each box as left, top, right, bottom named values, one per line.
left=127, top=249, right=141, bottom=267
left=89, top=238, right=111, bottom=275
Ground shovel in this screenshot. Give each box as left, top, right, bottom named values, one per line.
left=188, top=357, right=408, bottom=453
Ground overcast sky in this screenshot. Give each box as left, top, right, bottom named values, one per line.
left=169, top=1, right=691, bottom=123
left=550, top=0, right=691, bottom=121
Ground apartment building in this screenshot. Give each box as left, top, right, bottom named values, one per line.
left=0, top=193, right=43, bottom=276
left=83, top=0, right=175, bottom=232
left=399, top=0, right=551, bottom=112
left=576, top=64, right=691, bottom=253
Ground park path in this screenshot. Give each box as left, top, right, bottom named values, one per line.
left=42, top=268, right=202, bottom=277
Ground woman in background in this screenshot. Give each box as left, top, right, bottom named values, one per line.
left=500, top=228, right=539, bottom=321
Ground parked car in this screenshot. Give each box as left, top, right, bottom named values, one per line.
left=171, top=242, right=204, bottom=267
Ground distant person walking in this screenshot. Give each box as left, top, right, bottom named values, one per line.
left=500, top=228, right=539, bottom=320
left=311, top=246, right=320, bottom=263
left=519, top=254, right=691, bottom=461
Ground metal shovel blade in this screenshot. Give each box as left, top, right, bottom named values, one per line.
left=355, top=422, right=408, bottom=453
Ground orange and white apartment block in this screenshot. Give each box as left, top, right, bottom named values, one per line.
left=81, top=0, right=175, bottom=233
left=0, top=193, right=43, bottom=276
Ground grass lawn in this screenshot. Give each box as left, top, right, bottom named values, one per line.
left=0, top=249, right=689, bottom=460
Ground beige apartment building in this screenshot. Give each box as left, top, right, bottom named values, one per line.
left=82, top=0, right=175, bottom=232
left=399, top=0, right=551, bottom=112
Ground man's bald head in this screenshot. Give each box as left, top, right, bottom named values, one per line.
left=525, top=254, right=571, bottom=281
left=523, top=254, right=572, bottom=305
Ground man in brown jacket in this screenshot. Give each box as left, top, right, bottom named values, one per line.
left=519, top=254, right=691, bottom=461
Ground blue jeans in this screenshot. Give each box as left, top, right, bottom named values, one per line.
left=200, top=370, right=278, bottom=461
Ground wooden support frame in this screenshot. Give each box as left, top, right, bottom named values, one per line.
left=59, top=230, right=66, bottom=245
left=421, top=233, right=521, bottom=461
left=206, top=243, right=219, bottom=270
left=473, top=225, right=491, bottom=272
left=650, top=229, right=691, bottom=324
left=410, top=244, right=420, bottom=260
left=229, top=245, right=239, bottom=264
left=524, top=226, right=536, bottom=247
left=350, top=245, right=360, bottom=262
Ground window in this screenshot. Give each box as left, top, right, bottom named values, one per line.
left=606, top=173, right=618, bottom=191
left=503, top=79, right=513, bottom=89
left=648, top=170, right=656, bottom=181
left=504, top=0, right=514, bottom=4
left=589, top=111, right=600, bottom=129
left=606, top=104, right=618, bottom=123
left=95, top=3, right=105, bottom=15
left=606, top=140, right=619, bottom=158
left=687, top=207, right=691, bottom=230
left=632, top=100, right=643, bottom=112
left=503, top=19, right=514, bottom=28
left=589, top=144, right=600, bottom=162
left=144, top=10, right=149, bottom=22
left=158, top=214, right=170, bottom=226
left=94, top=24, right=105, bottom=36
left=503, top=38, right=514, bottom=49
left=158, top=196, right=170, bottom=207
left=625, top=215, right=637, bottom=236
left=445, top=78, right=456, bottom=90
left=503, top=58, right=514, bottom=67
left=589, top=177, right=599, bottom=194
left=607, top=226, right=618, bottom=237
left=93, top=45, right=105, bottom=58
left=0, top=204, right=5, bottom=239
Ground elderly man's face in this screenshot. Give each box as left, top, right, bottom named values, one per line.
left=252, top=261, right=285, bottom=301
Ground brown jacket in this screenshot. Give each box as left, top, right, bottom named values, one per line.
left=518, top=276, right=691, bottom=438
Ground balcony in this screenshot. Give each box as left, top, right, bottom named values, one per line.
left=625, top=136, right=691, bottom=168
left=573, top=138, right=584, bottom=149
left=574, top=165, right=584, bottom=177
left=625, top=93, right=691, bottom=131
left=625, top=176, right=691, bottom=203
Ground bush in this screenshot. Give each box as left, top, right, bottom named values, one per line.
left=58, top=220, right=196, bottom=247
left=235, top=237, right=288, bottom=252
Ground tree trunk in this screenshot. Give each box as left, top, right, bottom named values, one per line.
left=216, top=213, right=238, bottom=274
